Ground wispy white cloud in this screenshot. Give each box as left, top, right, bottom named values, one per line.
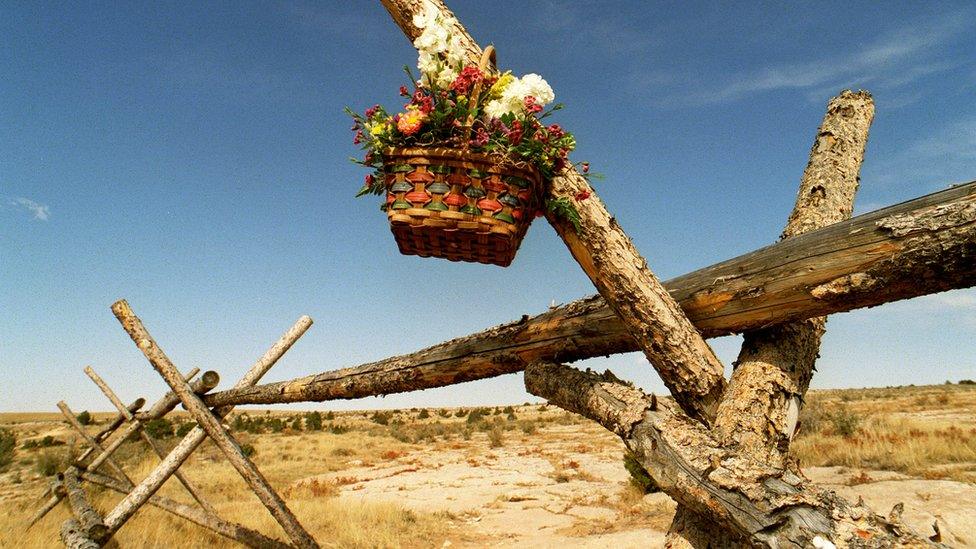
left=869, top=116, right=976, bottom=188
left=10, top=197, right=50, bottom=221
left=650, top=10, right=973, bottom=107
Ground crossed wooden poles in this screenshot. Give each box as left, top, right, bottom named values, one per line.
left=30, top=304, right=315, bottom=548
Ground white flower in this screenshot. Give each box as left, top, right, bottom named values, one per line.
left=484, top=99, right=513, bottom=119
left=519, top=73, right=555, bottom=106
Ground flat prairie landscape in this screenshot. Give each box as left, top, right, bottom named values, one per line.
left=2, top=383, right=975, bottom=548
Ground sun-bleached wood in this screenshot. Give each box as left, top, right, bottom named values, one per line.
left=57, top=467, right=107, bottom=542
left=103, top=302, right=315, bottom=547
left=59, top=518, right=100, bottom=549
left=82, top=471, right=290, bottom=549
left=201, top=180, right=976, bottom=409
left=84, top=365, right=217, bottom=515
left=57, top=400, right=133, bottom=485
left=524, top=362, right=942, bottom=547
left=379, top=0, right=726, bottom=423
left=668, top=89, right=875, bottom=548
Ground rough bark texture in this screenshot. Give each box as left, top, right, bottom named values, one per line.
left=109, top=300, right=318, bottom=549
left=524, top=362, right=943, bottom=548
left=58, top=467, right=107, bottom=542
left=380, top=0, right=727, bottom=425
left=58, top=400, right=133, bottom=486
left=669, top=90, right=875, bottom=547
left=202, top=181, right=976, bottom=409
left=84, top=365, right=217, bottom=515
left=82, top=471, right=290, bottom=549
left=59, top=518, right=100, bottom=549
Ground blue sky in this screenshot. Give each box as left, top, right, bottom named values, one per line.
left=2, top=1, right=975, bottom=412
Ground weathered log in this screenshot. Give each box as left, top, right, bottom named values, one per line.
left=59, top=518, right=100, bottom=549
left=102, top=308, right=314, bottom=546
left=669, top=90, right=875, bottom=547
left=93, top=398, right=145, bottom=443
left=82, top=471, right=290, bottom=549
left=58, top=400, right=132, bottom=485
left=524, top=362, right=942, bottom=547
left=84, top=365, right=217, bottom=515
left=381, top=0, right=726, bottom=424
left=85, top=370, right=218, bottom=475
left=57, top=467, right=107, bottom=542
left=201, top=181, right=976, bottom=408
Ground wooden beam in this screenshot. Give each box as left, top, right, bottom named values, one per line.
left=57, top=467, right=107, bottom=543
left=57, top=400, right=133, bottom=485
left=524, top=361, right=941, bottom=547
left=102, top=306, right=314, bottom=546
left=82, top=471, right=290, bottom=549
left=200, top=181, right=976, bottom=408
left=84, top=365, right=218, bottom=515
left=381, top=0, right=726, bottom=425
left=669, top=89, right=875, bottom=546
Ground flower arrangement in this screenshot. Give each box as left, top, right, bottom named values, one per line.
left=347, top=0, right=589, bottom=230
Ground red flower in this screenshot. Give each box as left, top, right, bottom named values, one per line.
left=399, top=85, right=409, bottom=96
left=353, top=130, right=363, bottom=145
left=365, top=174, right=375, bottom=187
left=524, top=96, right=543, bottom=113
left=450, top=66, right=483, bottom=95
left=364, top=104, right=380, bottom=118
left=574, top=189, right=591, bottom=202
left=504, top=119, right=523, bottom=145
left=581, top=162, right=589, bottom=173
left=470, top=127, right=489, bottom=147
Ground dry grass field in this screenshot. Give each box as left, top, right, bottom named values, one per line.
left=1, top=383, right=974, bottom=548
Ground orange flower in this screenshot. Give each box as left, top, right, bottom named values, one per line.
left=397, top=108, right=426, bottom=135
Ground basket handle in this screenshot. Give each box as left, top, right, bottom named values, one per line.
left=461, top=45, right=496, bottom=149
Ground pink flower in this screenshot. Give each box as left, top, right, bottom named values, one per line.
left=504, top=120, right=523, bottom=145
left=574, top=189, right=590, bottom=202
left=524, top=96, right=543, bottom=113
left=353, top=130, right=363, bottom=145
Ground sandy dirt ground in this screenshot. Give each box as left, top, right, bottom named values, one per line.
left=295, top=424, right=976, bottom=547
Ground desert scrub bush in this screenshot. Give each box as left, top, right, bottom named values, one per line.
left=506, top=412, right=517, bottom=421
left=328, top=423, right=350, bottom=435
left=466, top=408, right=489, bottom=425
left=324, top=410, right=335, bottom=420
left=241, top=443, right=256, bottom=457
left=830, top=406, right=861, bottom=437
left=35, top=449, right=68, bottom=476
left=502, top=406, right=514, bottom=414
left=175, top=421, right=197, bottom=437
left=0, top=428, right=15, bottom=469
left=305, top=411, right=323, bottom=431
left=437, top=409, right=451, bottom=418
left=291, top=417, right=303, bottom=431
left=371, top=411, right=392, bottom=426
left=22, top=435, right=65, bottom=449
left=75, top=410, right=93, bottom=426
left=144, top=417, right=174, bottom=439
left=796, top=399, right=826, bottom=436
left=488, top=427, right=504, bottom=448
left=417, top=409, right=430, bottom=419
left=268, top=417, right=285, bottom=433
left=623, top=451, right=659, bottom=494
left=454, top=409, right=468, bottom=418
left=518, top=420, right=537, bottom=435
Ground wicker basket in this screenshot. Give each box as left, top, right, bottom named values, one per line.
left=382, top=147, right=543, bottom=267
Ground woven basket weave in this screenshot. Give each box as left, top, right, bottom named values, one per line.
left=382, top=147, right=543, bottom=267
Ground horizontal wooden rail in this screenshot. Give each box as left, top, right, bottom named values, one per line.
left=202, top=180, right=976, bottom=407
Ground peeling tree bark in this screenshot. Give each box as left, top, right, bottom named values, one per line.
left=201, top=181, right=976, bottom=409
left=668, top=90, right=875, bottom=548
left=524, top=362, right=943, bottom=548
left=379, top=0, right=727, bottom=424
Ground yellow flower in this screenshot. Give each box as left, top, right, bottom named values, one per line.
left=488, top=72, right=514, bottom=100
